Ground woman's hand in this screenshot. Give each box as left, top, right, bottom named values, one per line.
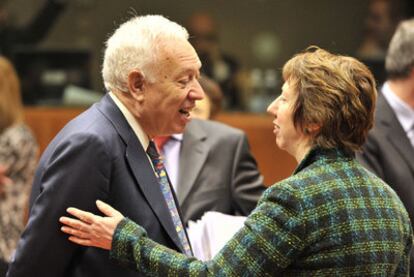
left=59, top=200, right=124, bottom=250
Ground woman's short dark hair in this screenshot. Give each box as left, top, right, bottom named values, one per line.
left=282, top=47, right=377, bottom=152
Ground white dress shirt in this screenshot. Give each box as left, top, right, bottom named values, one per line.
left=161, top=134, right=183, bottom=192
left=382, top=82, right=414, bottom=148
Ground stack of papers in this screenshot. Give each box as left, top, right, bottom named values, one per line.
left=186, top=211, right=246, bottom=261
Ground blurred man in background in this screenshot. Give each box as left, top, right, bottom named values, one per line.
left=357, top=18, right=414, bottom=276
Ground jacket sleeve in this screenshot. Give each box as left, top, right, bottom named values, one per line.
left=110, top=183, right=306, bottom=276
left=7, top=133, right=110, bottom=277
left=230, top=133, right=266, bottom=216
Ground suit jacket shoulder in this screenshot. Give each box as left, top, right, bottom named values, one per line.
left=178, top=119, right=265, bottom=223
left=357, top=93, right=414, bottom=227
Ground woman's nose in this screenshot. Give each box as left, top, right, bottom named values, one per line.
left=267, top=98, right=278, bottom=115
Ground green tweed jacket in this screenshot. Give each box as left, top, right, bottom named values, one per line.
left=110, top=148, right=413, bottom=276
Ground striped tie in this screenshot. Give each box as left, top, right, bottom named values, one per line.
left=147, top=141, right=192, bottom=256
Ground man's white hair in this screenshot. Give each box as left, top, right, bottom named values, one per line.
left=102, top=15, right=189, bottom=92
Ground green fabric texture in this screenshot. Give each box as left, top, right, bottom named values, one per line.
left=110, top=148, right=413, bottom=276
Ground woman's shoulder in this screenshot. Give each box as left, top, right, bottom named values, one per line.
left=262, top=157, right=360, bottom=206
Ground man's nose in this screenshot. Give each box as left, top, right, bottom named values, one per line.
left=190, top=80, right=204, bottom=100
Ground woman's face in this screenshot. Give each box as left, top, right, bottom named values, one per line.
left=267, top=81, right=312, bottom=161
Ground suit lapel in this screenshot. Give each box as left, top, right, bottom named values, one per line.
left=97, top=94, right=184, bottom=252
left=378, top=95, right=414, bottom=174
left=177, top=120, right=209, bottom=205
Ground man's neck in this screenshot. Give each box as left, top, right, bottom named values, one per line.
left=388, top=79, right=414, bottom=109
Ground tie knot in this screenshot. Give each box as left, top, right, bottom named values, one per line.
left=147, top=141, right=160, bottom=160
left=153, top=136, right=171, bottom=153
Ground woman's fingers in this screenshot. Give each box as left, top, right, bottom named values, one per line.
left=66, top=207, right=96, bottom=224
left=60, top=217, right=91, bottom=238
left=96, top=200, right=123, bottom=217
left=68, top=236, right=93, bottom=247
left=60, top=216, right=86, bottom=229
left=61, top=225, right=89, bottom=239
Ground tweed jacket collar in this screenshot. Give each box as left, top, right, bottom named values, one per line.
left=293, top=147, right=354, bottom=175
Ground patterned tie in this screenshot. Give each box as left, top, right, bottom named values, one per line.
left=153, top=135, right=171, bottom=154
left=147, top=141, right=192, bottom=256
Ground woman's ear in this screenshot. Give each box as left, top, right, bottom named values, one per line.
left=127, top=70, right=145, bottom=102
left=304, top=123, right=321, bottom=135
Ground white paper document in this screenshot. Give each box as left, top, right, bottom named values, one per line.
left=186, top=211, right=246, bottom=261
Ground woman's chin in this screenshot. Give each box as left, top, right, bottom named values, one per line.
left=275, top=139, right=285, bottom=151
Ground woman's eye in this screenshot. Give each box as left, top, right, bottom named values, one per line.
left=277, top=96, right=286, bottom=102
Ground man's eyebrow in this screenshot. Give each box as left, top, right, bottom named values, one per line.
left=176, top=68, right=199, bottom=77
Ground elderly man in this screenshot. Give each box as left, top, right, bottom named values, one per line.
left=156, top=76, right=265, bottom=224
left=7, top=15, right=203, bottom=277
left=357, top=18, right=414, bottom=276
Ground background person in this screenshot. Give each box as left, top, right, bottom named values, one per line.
left=186, top=12, right=243, bottom=110
left=356, top=0, right=407, bottom=84
left=0, top=0, right=67, bottom=58
left=7, top=15, right=203, bottom=277
left=357, top=18, right=414, bottom=276
left=0, top=165, right=11, bottom=191
left=61, top=47, right=413, bottom=276
left=190, top=75, right=223, bottom=120
left=0, top=56, right=38, bottom=277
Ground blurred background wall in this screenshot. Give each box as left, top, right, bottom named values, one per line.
left=3, top=0, right=412, bottom=183
left=5, top=0, right=372, bottom=96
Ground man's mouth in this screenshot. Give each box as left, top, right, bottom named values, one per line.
left=179, top=109, right=191, bottom=117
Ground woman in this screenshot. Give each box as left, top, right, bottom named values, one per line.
left=0, top=57, right=38, bottom=275
left=60, top=47, right=412, bottom=276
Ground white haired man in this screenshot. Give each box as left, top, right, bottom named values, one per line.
left=7, top=15, right=203, bottom=277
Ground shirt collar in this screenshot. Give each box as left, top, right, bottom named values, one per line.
left=109, top=91, right=150, bottom=151
left=171, top=133, right=183, bottom=141
left=382, top=82, right=414, bottom=133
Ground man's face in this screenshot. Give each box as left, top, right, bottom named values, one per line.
left=139, top=39, right=204, bottom=137
left=365, top=0, right=394, bottom=45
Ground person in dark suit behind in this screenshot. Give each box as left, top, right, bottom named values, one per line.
left=156, top=76, right=265, bottom=224
left=61, top=47, right=412, bottom=276
left=176, top=119, right=265, bottom=224
left=0, top=0, right=67, bottom=58
left=7, top=15, right=204, bottom=277
left=357, top=18, right=414, bottom=276
left=186, top=12, right=243, bottom=110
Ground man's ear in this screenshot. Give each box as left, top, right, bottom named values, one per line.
left=128, top=70, right=145, bottom=102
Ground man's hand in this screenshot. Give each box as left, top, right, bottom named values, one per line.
left=59, top=200, right=124, bottom=250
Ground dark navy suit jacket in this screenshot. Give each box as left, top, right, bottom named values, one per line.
left=7, top=94, right=185, bottom=277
